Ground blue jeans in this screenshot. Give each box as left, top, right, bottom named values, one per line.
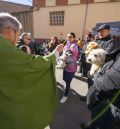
left=63, top=70, right=75, bottom=97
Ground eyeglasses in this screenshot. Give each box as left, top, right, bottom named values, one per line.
left=12, top=28, right=17, bottom=33
left=25, top=37, right=31, bottom=40
left=8, top=27, right=21, bottom=36
left=51, top=38, right=55, bottom=40
left=67, top=36, right=74, bottom=39
left=26, top=38, right=31, bottom=40
left=7, top=27, right=19, bottom=32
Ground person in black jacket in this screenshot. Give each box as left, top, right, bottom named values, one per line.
left=78, top=33, right=94, bottom=76
left=81, top=48, right=120, bottom=129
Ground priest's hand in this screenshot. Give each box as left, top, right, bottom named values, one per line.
left=55, top=44, right=64, bottom=54
left=52, top=44, right=64, bottom=62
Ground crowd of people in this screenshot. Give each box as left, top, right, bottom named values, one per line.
left=0, top=12, right=120, bottom=129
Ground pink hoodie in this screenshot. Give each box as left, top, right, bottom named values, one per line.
left=63, top=40, right=78, bottom=72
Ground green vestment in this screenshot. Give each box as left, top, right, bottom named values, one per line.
left=0, top=36, right=59, bottom=129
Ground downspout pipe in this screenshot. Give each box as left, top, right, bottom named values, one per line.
left=82, top=0, right=89, bottom=40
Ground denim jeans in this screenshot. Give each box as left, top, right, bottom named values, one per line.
left=63, top=70, right=75, bottom=97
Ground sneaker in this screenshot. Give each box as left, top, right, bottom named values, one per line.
left=60, top=96, right=68, bottom=103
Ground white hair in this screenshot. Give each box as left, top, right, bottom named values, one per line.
left=20, top=32, right=31, bottom=39
left=0, top=12, right=22, bottom=33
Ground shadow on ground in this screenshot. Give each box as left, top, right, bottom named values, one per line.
left=49, top=82, right=91, bottom=129
left=74, top=75, right=88, bottom=83
left=49, top=82, right=120, bottom=129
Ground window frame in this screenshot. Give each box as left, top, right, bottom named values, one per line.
left=49, top=11, right=65, bottom=26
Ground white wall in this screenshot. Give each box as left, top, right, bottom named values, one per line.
left=86, top=2, right=120, bottom=30
left=33, top=2, right=120, bottom=39
left=33, top=5, right=86, bottom=39
left=68, top=0, right=80, bottom=5
left=94, top=0, right=109, bottom=2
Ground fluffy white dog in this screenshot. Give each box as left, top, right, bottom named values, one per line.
left=56, top=51, right=73, bottom=69
left=86, top=48, right=107, bottom=75
left=56, top=56, right=66, bottom=69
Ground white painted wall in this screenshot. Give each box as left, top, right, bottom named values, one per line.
left=33, top=2, right=120, bottom=39
left=68, top=0, right=80, bottom=5
left=94, top=0, right=109, bottom=2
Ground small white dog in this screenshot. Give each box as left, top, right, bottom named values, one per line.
left=86, top=48, right=107, bottom=75
left=56, top=56, right=66, bottom=69
left=56, top=51, right=73, bottom=69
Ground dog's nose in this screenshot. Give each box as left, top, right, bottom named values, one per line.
left=88, top=59, right=91, bottom=62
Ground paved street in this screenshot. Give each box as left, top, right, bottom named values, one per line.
left=45, top=69, right=120, bottom=129
left=45, top=68, right=91, bottom=129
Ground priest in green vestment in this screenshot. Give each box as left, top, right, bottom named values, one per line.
left=0, top=13, right=64, bottom=129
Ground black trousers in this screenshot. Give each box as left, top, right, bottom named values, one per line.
left=79, top=52, right=91, bottom=76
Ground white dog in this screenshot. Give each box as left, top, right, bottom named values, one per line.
left=56, top=56, right=66, bottom=69
left=86, top=48, right=107, bottom=75
left=56, top=51, right=73, bottom=69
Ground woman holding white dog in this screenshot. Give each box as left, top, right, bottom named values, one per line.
left=60, top=32, right=78, bottom=103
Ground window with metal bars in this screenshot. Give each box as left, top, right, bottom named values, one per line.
left=49, top=11, right=65, bottom=26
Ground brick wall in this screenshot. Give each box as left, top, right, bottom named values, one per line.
left=56, top=0, right=68, bottom=6
left=80, top=0, right=94, bottom=4
left=33, top=0, right=69, bottom=7
left=32, top=0, right=117, bottom=7
left=33, top=0, right=45, bottom=7
left=89, top=0, right=94, bottom=3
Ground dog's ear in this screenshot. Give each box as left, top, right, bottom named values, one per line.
left=90, top=44, right=101, bottom=49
